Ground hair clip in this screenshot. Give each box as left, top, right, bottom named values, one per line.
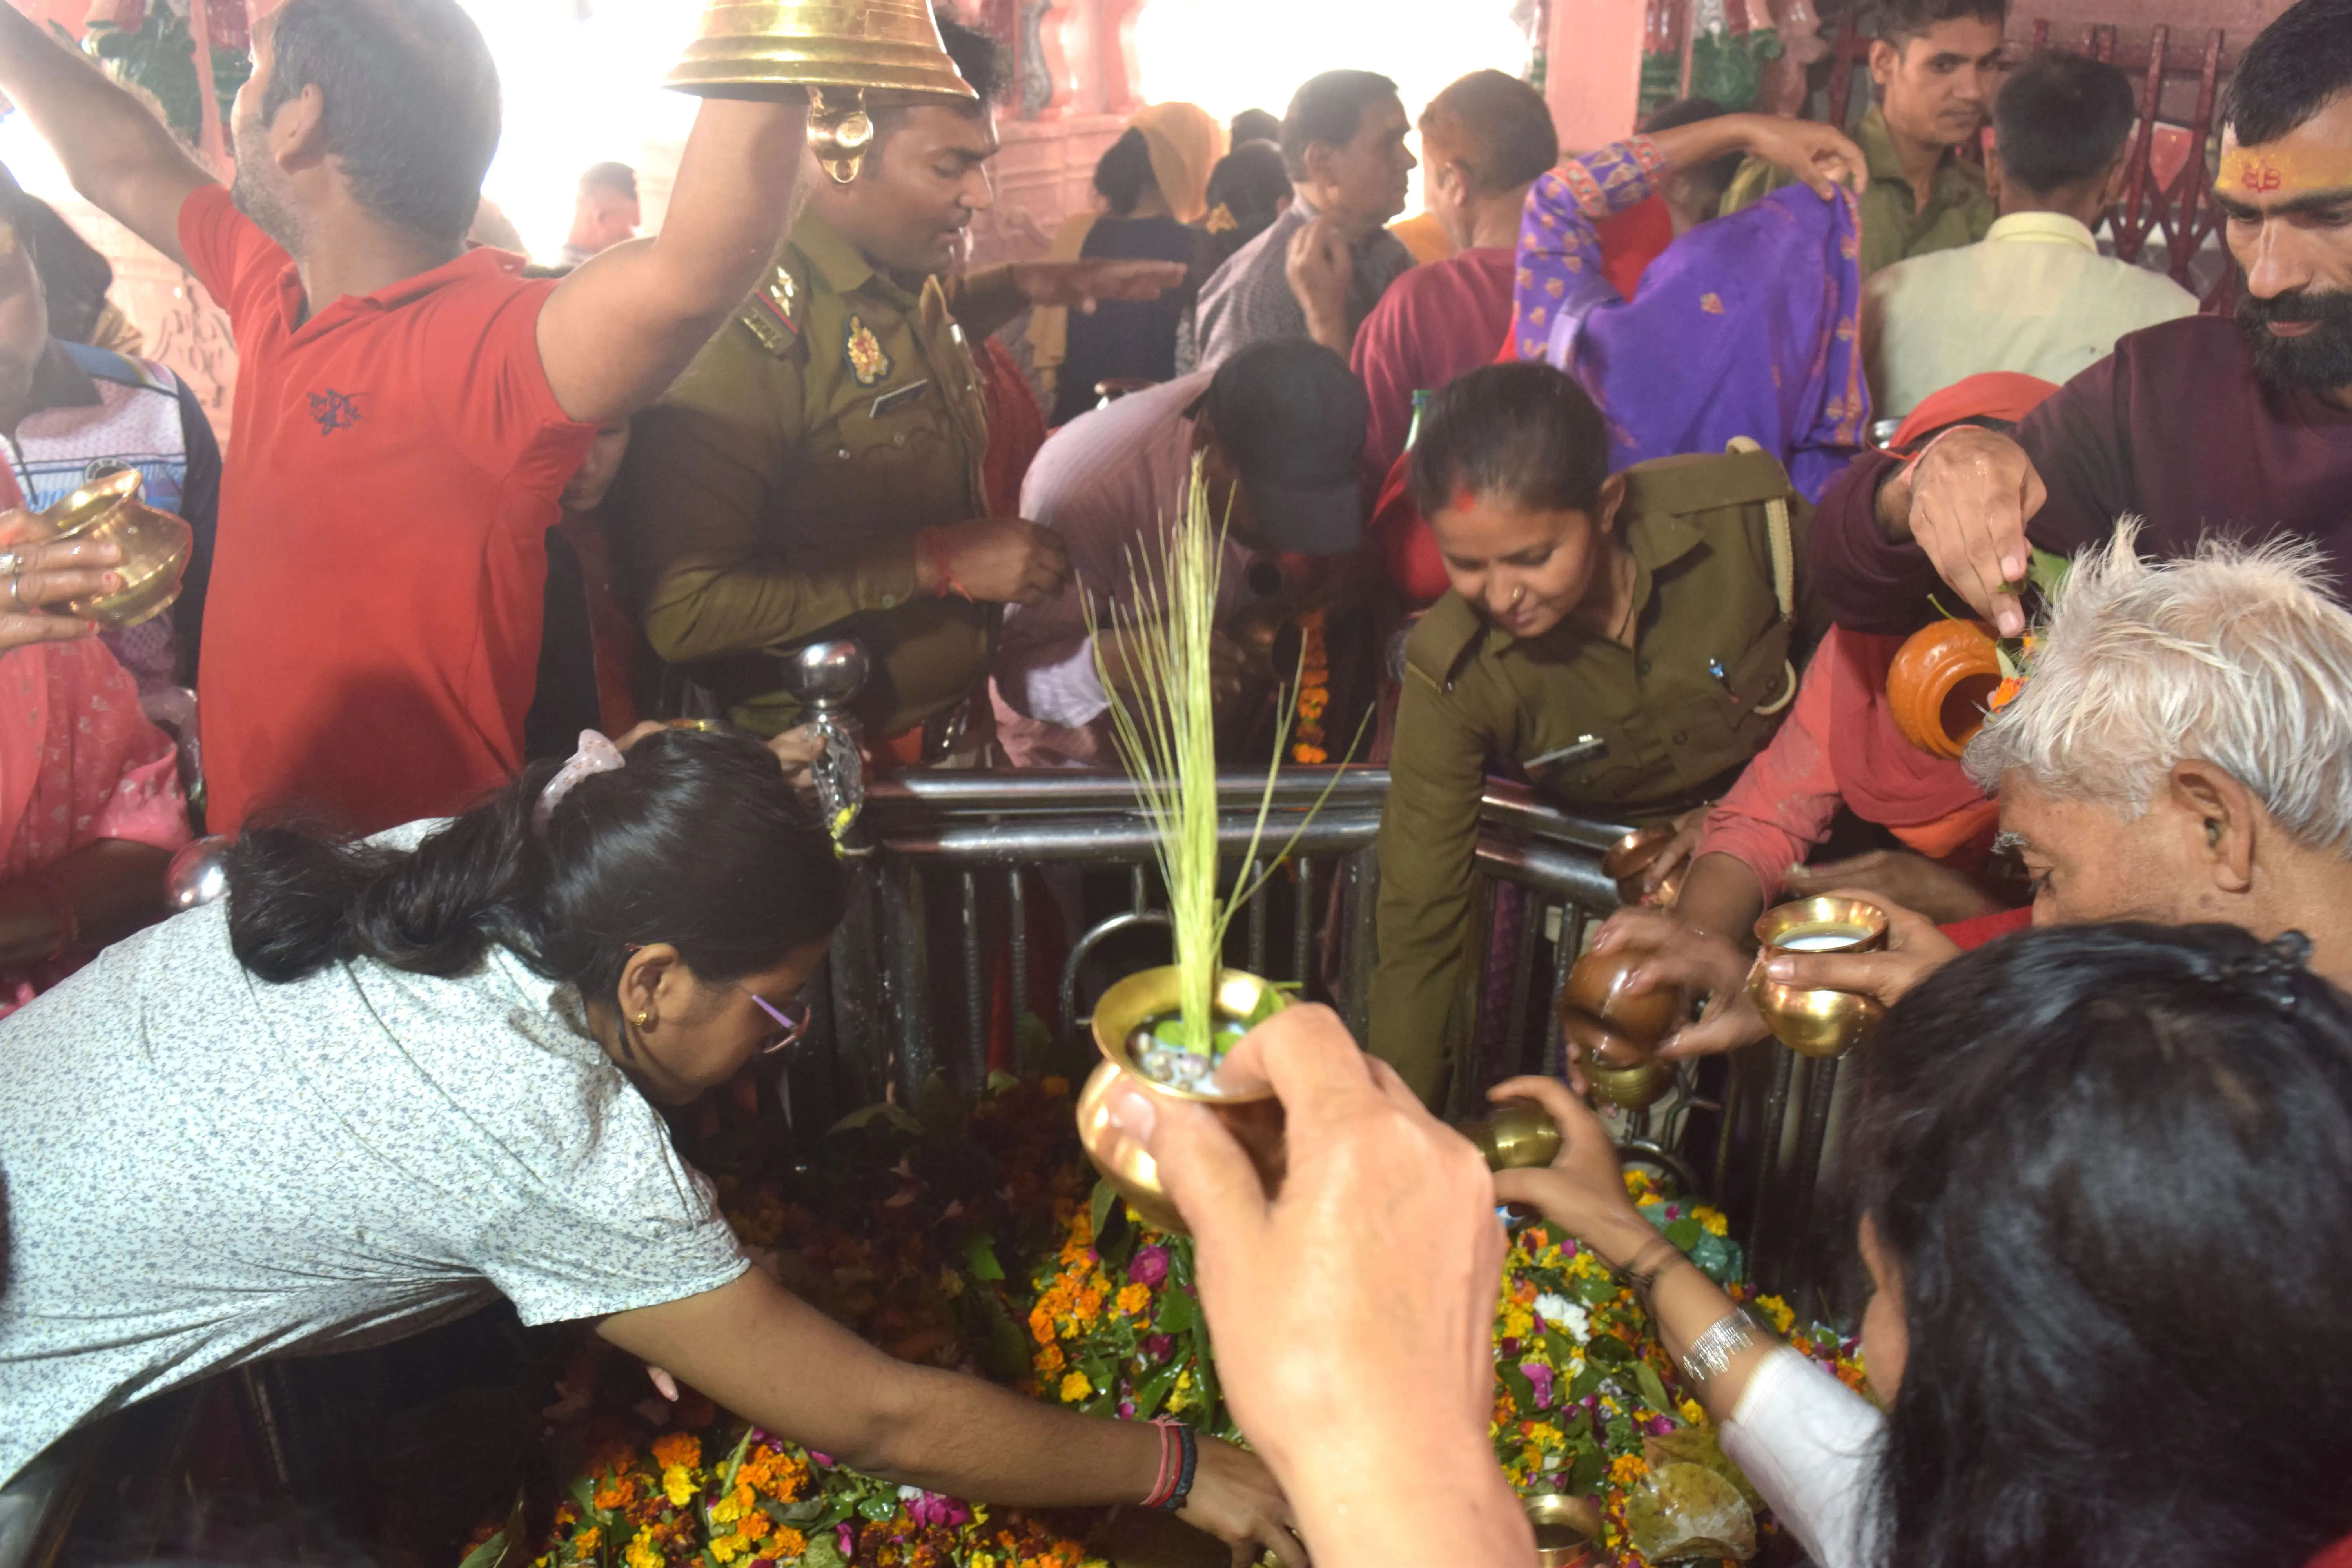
left=2218, top=930, right=2313, bottom=1013
left=533, top=730, right=626, bottom=833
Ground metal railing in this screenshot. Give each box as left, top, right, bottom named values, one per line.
left=792, top=766, right=1838, bottom=1294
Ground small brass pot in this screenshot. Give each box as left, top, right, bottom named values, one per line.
left=1748, top=896, right=1891, bottom=1058
left=1602, top=823, right=1686, bottom=907
left=1524, top=1493, right=1602, bottom=1567
left=13, top=468, right=193, bottom=631
left=1461, top=1098, right=1562, bottom=1171
left=1074, top=967, right=1289, bottom=1236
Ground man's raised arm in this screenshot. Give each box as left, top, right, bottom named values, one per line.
left=535, top=98, right=808, bottom=429
left=0, top=0, right=214, bottom=267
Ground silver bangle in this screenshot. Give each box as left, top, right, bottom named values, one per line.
left=1677, top=1308, right=1763, bottom=1387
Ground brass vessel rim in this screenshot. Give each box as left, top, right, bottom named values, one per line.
left=1753, top=895, right=1891, bottom=952
left=1091, top=965, right=1285, bottom=1106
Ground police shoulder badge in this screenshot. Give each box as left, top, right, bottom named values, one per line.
left=844, top=314, right=893, bottom=387
left=742, top=263, right=800, bottom=354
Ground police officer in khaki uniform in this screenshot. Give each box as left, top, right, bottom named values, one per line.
left=608, top=21, right=1183, bottom=748
left=1370, top=364, right=1822, bottom=1104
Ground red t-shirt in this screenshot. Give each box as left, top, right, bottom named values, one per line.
left=1350, top=245, right=1517, bottom=494
left=180, top=185, right=598, bottom=834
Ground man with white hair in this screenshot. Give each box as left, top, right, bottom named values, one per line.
left=1596, top=529, right=2352, bottom=1056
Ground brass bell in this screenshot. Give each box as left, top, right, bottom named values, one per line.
left=665, top=1, right=978, bottom=184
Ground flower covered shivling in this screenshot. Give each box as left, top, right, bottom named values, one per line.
left=458, top=1080, right=1861, bottom=1568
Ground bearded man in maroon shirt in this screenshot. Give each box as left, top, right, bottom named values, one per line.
left=1809, top=0, right=2352, bottom=639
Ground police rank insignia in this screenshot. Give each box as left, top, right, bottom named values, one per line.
left=844, top=314, right=893, bottom=387
left=743, top=265, right=799, bottom=353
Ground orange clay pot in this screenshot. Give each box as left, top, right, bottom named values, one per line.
left=1887, top=619, right=2004, bottom=760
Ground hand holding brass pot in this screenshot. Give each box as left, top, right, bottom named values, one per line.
left=1459, top=1097, right=1563, bottom=1171
left=1074, top=967, right=1289, bottom=1236
left=1748, top=895, right=1891, bottom=1057
left=2, top=468, right=192, bottom=631
left=1556, top=948, right=1680, bottom=1108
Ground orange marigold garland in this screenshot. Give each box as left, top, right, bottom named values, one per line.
left=1288, top=610, right=1330, bottom=766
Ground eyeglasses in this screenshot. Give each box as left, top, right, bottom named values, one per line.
left=745, top=987, right=814, bottom=1055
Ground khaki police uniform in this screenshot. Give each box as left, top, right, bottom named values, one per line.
left=610, top=213, right=996, bottom=738
left=1370, top=448, right=1822, bottom=1103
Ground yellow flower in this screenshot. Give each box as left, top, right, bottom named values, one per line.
left=708, top=1534, right=744, bottom=1564
left=1679, top=1398, right=1706, bottom=1425
left=1700, top=1207, right=1729, bottom=1237
left=650, top=1432, right=701, bottom=1472
left=624, top=1530, right=663, bottom=1568
left=1756, top=1294, right=1796, bottom=1336
left=1501, top=1305, right=1535, bottom=1341
left=661, top=1464, right=695, bottom=1508
left=772, top=1527, right=808, bottom=1558
left=1116, top=1283, right=1151, bottom=1316
left=710, top=1494, right=745, bottom=1525
left=1059, top=1370, right=1093, bottom=1403
left=1608, top=1454, right=1648, bottom=1486
left=572, top=1528, right=600, bottom=1554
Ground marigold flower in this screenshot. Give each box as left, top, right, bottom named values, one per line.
left=661, top=1465, right=695, bottom=1508
left=772, top=1526, right=808, bottom=1558
left=1115, top=1283, right=1151, bottom=1316
left=1058, top=1370, right=1093, bottom=1403
left=624, top=1529, right=663, bottom=1568
left=1989, top=676, right=2024, bottom=711
left=738, top=1512, right=772, bottom=1542
left=592, top=1475, right=635, bottom=1511
left=650, top=1433, right=702, bottom=1472
left=1608, top=1454, right=1648, bottom=1486
left=1701, top=1208, right=1729, bottom=1237
left=1034, top=1344, right=1066, bottom=1375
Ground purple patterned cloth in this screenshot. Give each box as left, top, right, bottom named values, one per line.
left=1512, top=140, right=1870, bottom=502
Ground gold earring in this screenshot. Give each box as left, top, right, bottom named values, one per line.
left=633, top=1010, right=651, bottom=1028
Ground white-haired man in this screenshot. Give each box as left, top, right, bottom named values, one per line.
left=1597, top=529, right=2352, bottom=1057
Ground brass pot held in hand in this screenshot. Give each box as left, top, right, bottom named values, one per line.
left=1074, top=966, right=1289, bottom=1236
left=1460, top=1097, right=1562, bottom=1171
left=1602, top=823, right=1687, bottom=907
left=1525, top=1493, right=1603, bottom=1567
left=15, top=468, right=193, bottom=631
left=1748, top=895, right=1891, bottom=1058
left=1556, top=947, right=1679, bottom=1110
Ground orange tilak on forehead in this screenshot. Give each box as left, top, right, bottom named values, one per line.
left=2216, top=143, right=2352, bottom=198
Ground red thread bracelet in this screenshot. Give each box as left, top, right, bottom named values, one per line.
left=918, top=530, right=975, bottom=603
left=1140, top=1419, right=1180, bottom=1507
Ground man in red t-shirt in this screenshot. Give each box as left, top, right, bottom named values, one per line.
left=0, top=0, right=815, bottom=833
left=1808, top=0, right=2352, bottom=645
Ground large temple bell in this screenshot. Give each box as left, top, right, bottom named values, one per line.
left=665, top=0, right=978, bottom=183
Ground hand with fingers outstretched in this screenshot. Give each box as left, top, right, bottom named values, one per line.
left=0, top=512, right=125, bottom=654
left=1098, top=1006, right=1531, bottom=1568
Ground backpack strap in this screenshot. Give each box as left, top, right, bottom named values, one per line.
left=1726, top=436, right=1798, bottom=717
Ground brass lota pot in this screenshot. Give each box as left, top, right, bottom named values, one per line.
left=1556, top=947, right=1678, bottom=1109
left=12, top=468, right=192, bottom=631
left=1747, top=895, right=1891, bottom=1058
left=1602, top=823, right=1688, bottom=907
left=1460, top=1097, right=1562, bottom=1171
left=1074, top=967, right=1289, bottom=1236
left=1524, top=1493, right=1603, bottom=1567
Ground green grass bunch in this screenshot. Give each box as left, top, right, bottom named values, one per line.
left=1085, top=453, right=1348, bottom=1058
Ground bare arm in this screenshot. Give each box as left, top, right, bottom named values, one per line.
left=0, top=0, right=212, bottom=265
left=599, top=1270, right=1303, bottom=1563
left=536, top=99, right=809, bottom=428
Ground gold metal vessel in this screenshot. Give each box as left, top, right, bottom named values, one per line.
left=1461, top=1097, right=1562, bottom=1171
left=1602, top=823, right=1687, bottom=907
left=665, top=0, right=976, bottom=182
left=13, top=468, right=192, bottom=630
left=1748, top=895, right=1891, bottom=1058
left=1074, top=967, right=1289, bottom=1236
left=1524, top=1493, right=1602, bottom=1567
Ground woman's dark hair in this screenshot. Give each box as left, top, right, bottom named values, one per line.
left=1093, top=127, right=1158, bottom=218
left=1408, top=361, right=1612, bottom=520
left=1637, top=96, right=1742, bottom=213
left=228, top=728, right=846, bottom=1007
left=1199, top=141, right=1292, bottom=273
left=1846, top=922, right=2352, bottom=1568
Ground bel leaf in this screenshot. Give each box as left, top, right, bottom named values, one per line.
left=1634, top=1359, right=1674, bottom=1416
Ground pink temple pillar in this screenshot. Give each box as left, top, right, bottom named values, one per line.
left=1546, top=0, right=1653, bottom=151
